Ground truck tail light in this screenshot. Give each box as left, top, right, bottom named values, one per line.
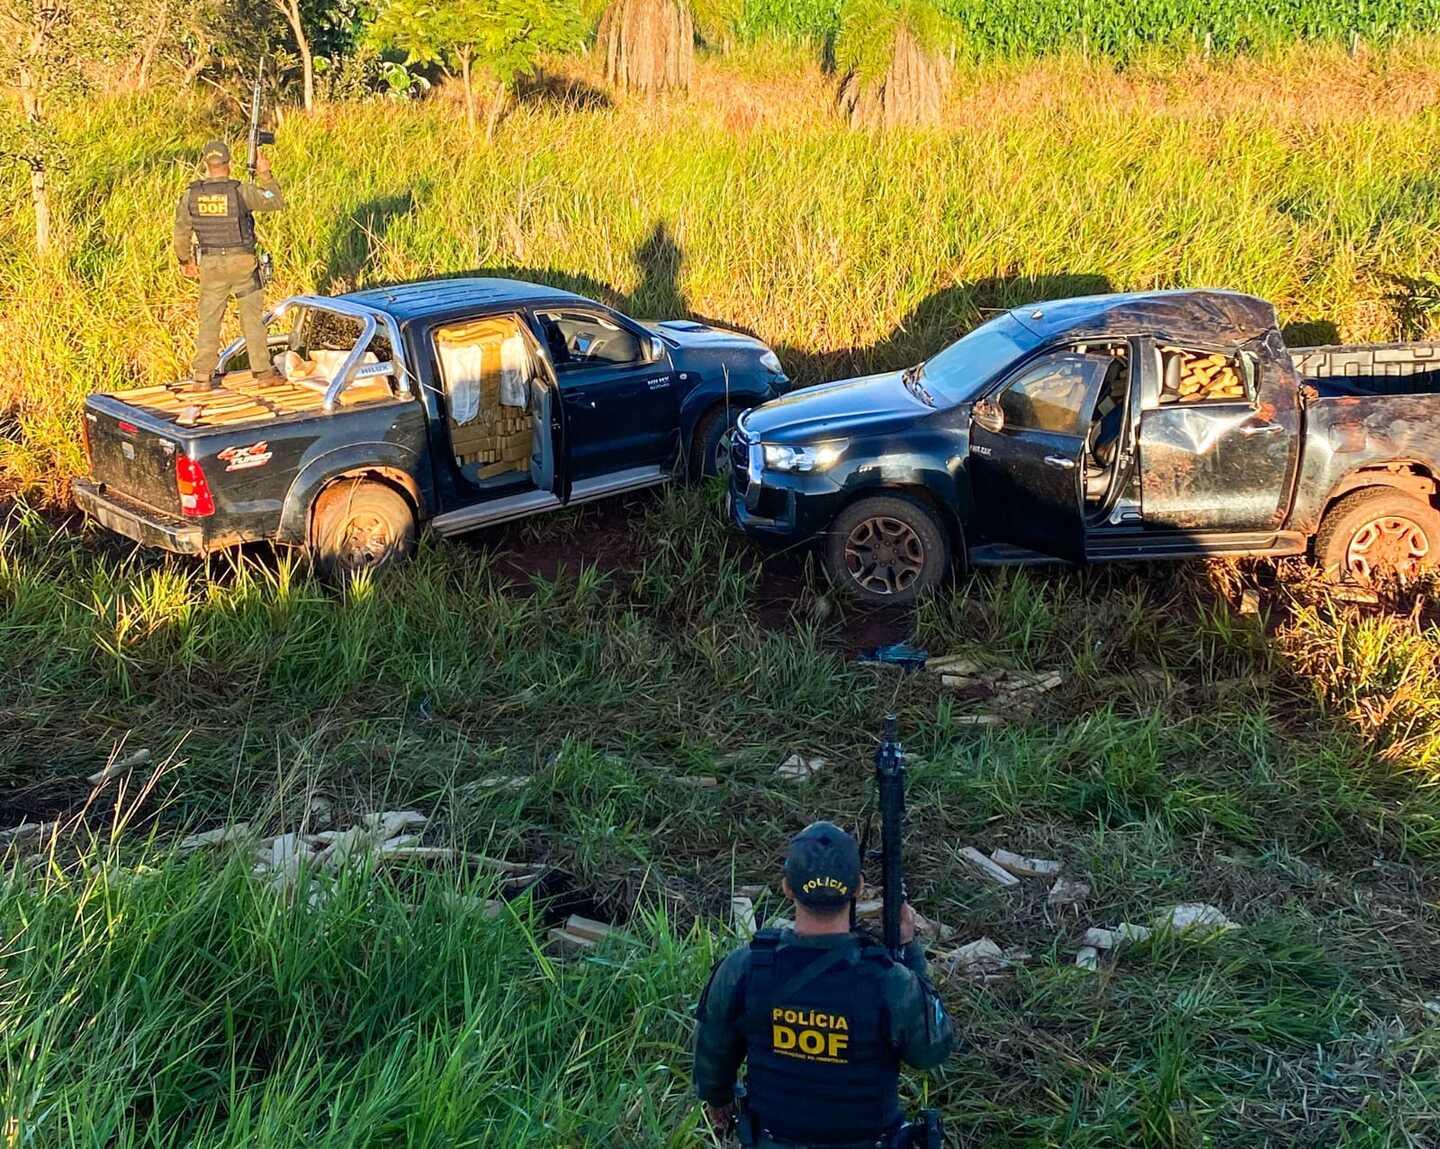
left=176, top=455, right=215, bottom=517
left=80, top=415, right=92, bottom=466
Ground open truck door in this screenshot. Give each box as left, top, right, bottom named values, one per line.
left=433, top=312, right=566, bottom=504
left=967, top=349, right=1113, bottom=564
left=1136, top=335, right=1299, bottom=531
left=528, top=356, right=569, bottom=504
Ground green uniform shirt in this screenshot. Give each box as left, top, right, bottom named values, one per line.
left=173, top=175, right=285, bottom=263
left=693, top=929, right=955, bottom=1107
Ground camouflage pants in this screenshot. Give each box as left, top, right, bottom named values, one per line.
left=191, top=251, right=270, bottom=384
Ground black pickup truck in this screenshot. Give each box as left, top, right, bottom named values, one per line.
left=75, top=278, right=786, bottom=574
left=730, top=290, right=1440, bottom=604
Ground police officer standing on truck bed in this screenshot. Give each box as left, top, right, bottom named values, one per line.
left=173, top=139, right=285, bottom=391
left=694, top=822, right=954, bottom=1148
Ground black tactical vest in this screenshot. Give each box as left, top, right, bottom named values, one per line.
left=186, top=179, right=256, bottom=253
left=742, top=931, right=901, bottom=1145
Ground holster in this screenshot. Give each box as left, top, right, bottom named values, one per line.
left=256, top=249, right=274, bottom=287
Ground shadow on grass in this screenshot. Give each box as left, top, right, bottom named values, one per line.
left=321, top=190, right=424, bottom=293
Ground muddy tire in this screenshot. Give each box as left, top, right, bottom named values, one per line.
left=1315, top=487, right=1440, bottom=583
left=310, top=479, right=415, bottom=581
left=690, top=405, right=735, bottom=480
left=823, top=494, right=950, bottom=606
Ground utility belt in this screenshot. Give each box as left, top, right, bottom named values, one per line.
left=734, top=1084, right=943, bottom=1149
left=195, top=246, right=273, bottom=286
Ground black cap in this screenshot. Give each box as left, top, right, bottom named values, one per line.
left=202, top=139, right=231, bottom=164
left=784, top=821, right=861, bottom=909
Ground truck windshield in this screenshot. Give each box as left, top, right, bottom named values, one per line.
left=915, top=312, right=1040, bottom=406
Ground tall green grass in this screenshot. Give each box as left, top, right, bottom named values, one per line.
left=5, top=492, right=1440, bottom=1144
left=1, top=843, right=718, bottom=1146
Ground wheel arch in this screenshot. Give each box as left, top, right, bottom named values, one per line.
left=276, top=443, right=427, bottom=546
left=1320, top=460, right=1439, bottom=522
left=306, top=468, right=421, bottom=545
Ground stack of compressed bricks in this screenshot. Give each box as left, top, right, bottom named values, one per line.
left=1164, top=350, right=1245, bottom=403
left=448, top=367, right=531, bottom=471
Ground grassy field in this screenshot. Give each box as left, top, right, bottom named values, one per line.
left=739, top=0, right=1440, bottom=57
left=9, top=43, right=1440, bottom=496
left=4, top=44, right=1440, bottom=1148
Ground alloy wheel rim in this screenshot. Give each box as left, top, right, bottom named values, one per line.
left=1346, top=514, right=1431, bottom=581
left=844, top=515, right=925, bottom=596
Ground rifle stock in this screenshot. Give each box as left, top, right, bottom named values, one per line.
left=873, top=714, right=906, bottom=958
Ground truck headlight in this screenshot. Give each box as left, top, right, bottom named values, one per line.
left=759, top=350, right=784, bottom=374
left=762, top=441, right=847, bottom=473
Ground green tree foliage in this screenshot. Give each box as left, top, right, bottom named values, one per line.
left=369, top=0, right=582, bottom=135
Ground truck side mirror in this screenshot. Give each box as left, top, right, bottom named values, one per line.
left=973, top=398, right=1005, bottom=434
left=646, top=335, right=665, bottom=364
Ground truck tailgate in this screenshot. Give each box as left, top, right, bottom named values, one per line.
left=84, top=396, right=182, bottom=516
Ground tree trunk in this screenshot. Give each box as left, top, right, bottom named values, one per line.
left=600, top=0, right=694, bottom=95
left=181, top=36, right=210, bottom=86
left=837, top=22, right=945, bottom=129
left=459, top=50, right=475, bottom=133
left=18, top=55, right=51, bottom=258
left=275, top=0, right=314, bottom=110
left=136, top=1, right=170, bottom=89
left=31, top=165, right=50, bottom=255
left=485, top=80, right=507, bottom=141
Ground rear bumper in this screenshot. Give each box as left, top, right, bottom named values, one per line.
left=73, top=479, right=207, bottom=555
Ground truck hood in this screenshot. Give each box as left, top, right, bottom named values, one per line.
left=739, top=370, right=937, bottom=444
left=646, top=319, right=770, bottom=356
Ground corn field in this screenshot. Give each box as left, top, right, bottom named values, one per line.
left=739, top=0, right=1440, bottom=57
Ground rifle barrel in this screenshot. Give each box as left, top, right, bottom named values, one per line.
left=874, top=714, right=905, bottom=957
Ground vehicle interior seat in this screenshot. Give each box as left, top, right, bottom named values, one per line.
left=1085, top=357, right=1127, bottom=501
left=540, top=318, right=570, bottom=366
left=1162, top=351, right=1181, bottom=401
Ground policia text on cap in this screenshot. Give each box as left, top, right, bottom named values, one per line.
left=173, top=138, right=285, bottom=391
left=694, top=822, right=955, bottom=1148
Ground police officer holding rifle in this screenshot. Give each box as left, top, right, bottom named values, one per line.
left=693, top=718, right=953, bottom=1147
left=173, top=61, right=283, bottom=392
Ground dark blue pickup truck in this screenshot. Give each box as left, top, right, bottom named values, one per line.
left=731, top=290, right=1440, bottom=604
left=75, top=278, right=786, bottom=574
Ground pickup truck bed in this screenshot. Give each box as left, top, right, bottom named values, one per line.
left=105, top=371, right=396, bottom=429
left=1292, top=342, right=1440, bottom=397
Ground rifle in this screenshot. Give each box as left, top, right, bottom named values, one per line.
left=874, top=719, right=947, bottom=1149
left=874, top=714, right=906, bottom=959
left=247, top=58, right=275, bottom=181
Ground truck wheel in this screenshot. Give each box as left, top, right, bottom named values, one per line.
left=823, top=495, right=950, bottom=606
left=311, top=479, right=415, bottom=580
left=690, top=406, right=735, bottom=480
left=1315, top=487, right=1440, bottom=583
